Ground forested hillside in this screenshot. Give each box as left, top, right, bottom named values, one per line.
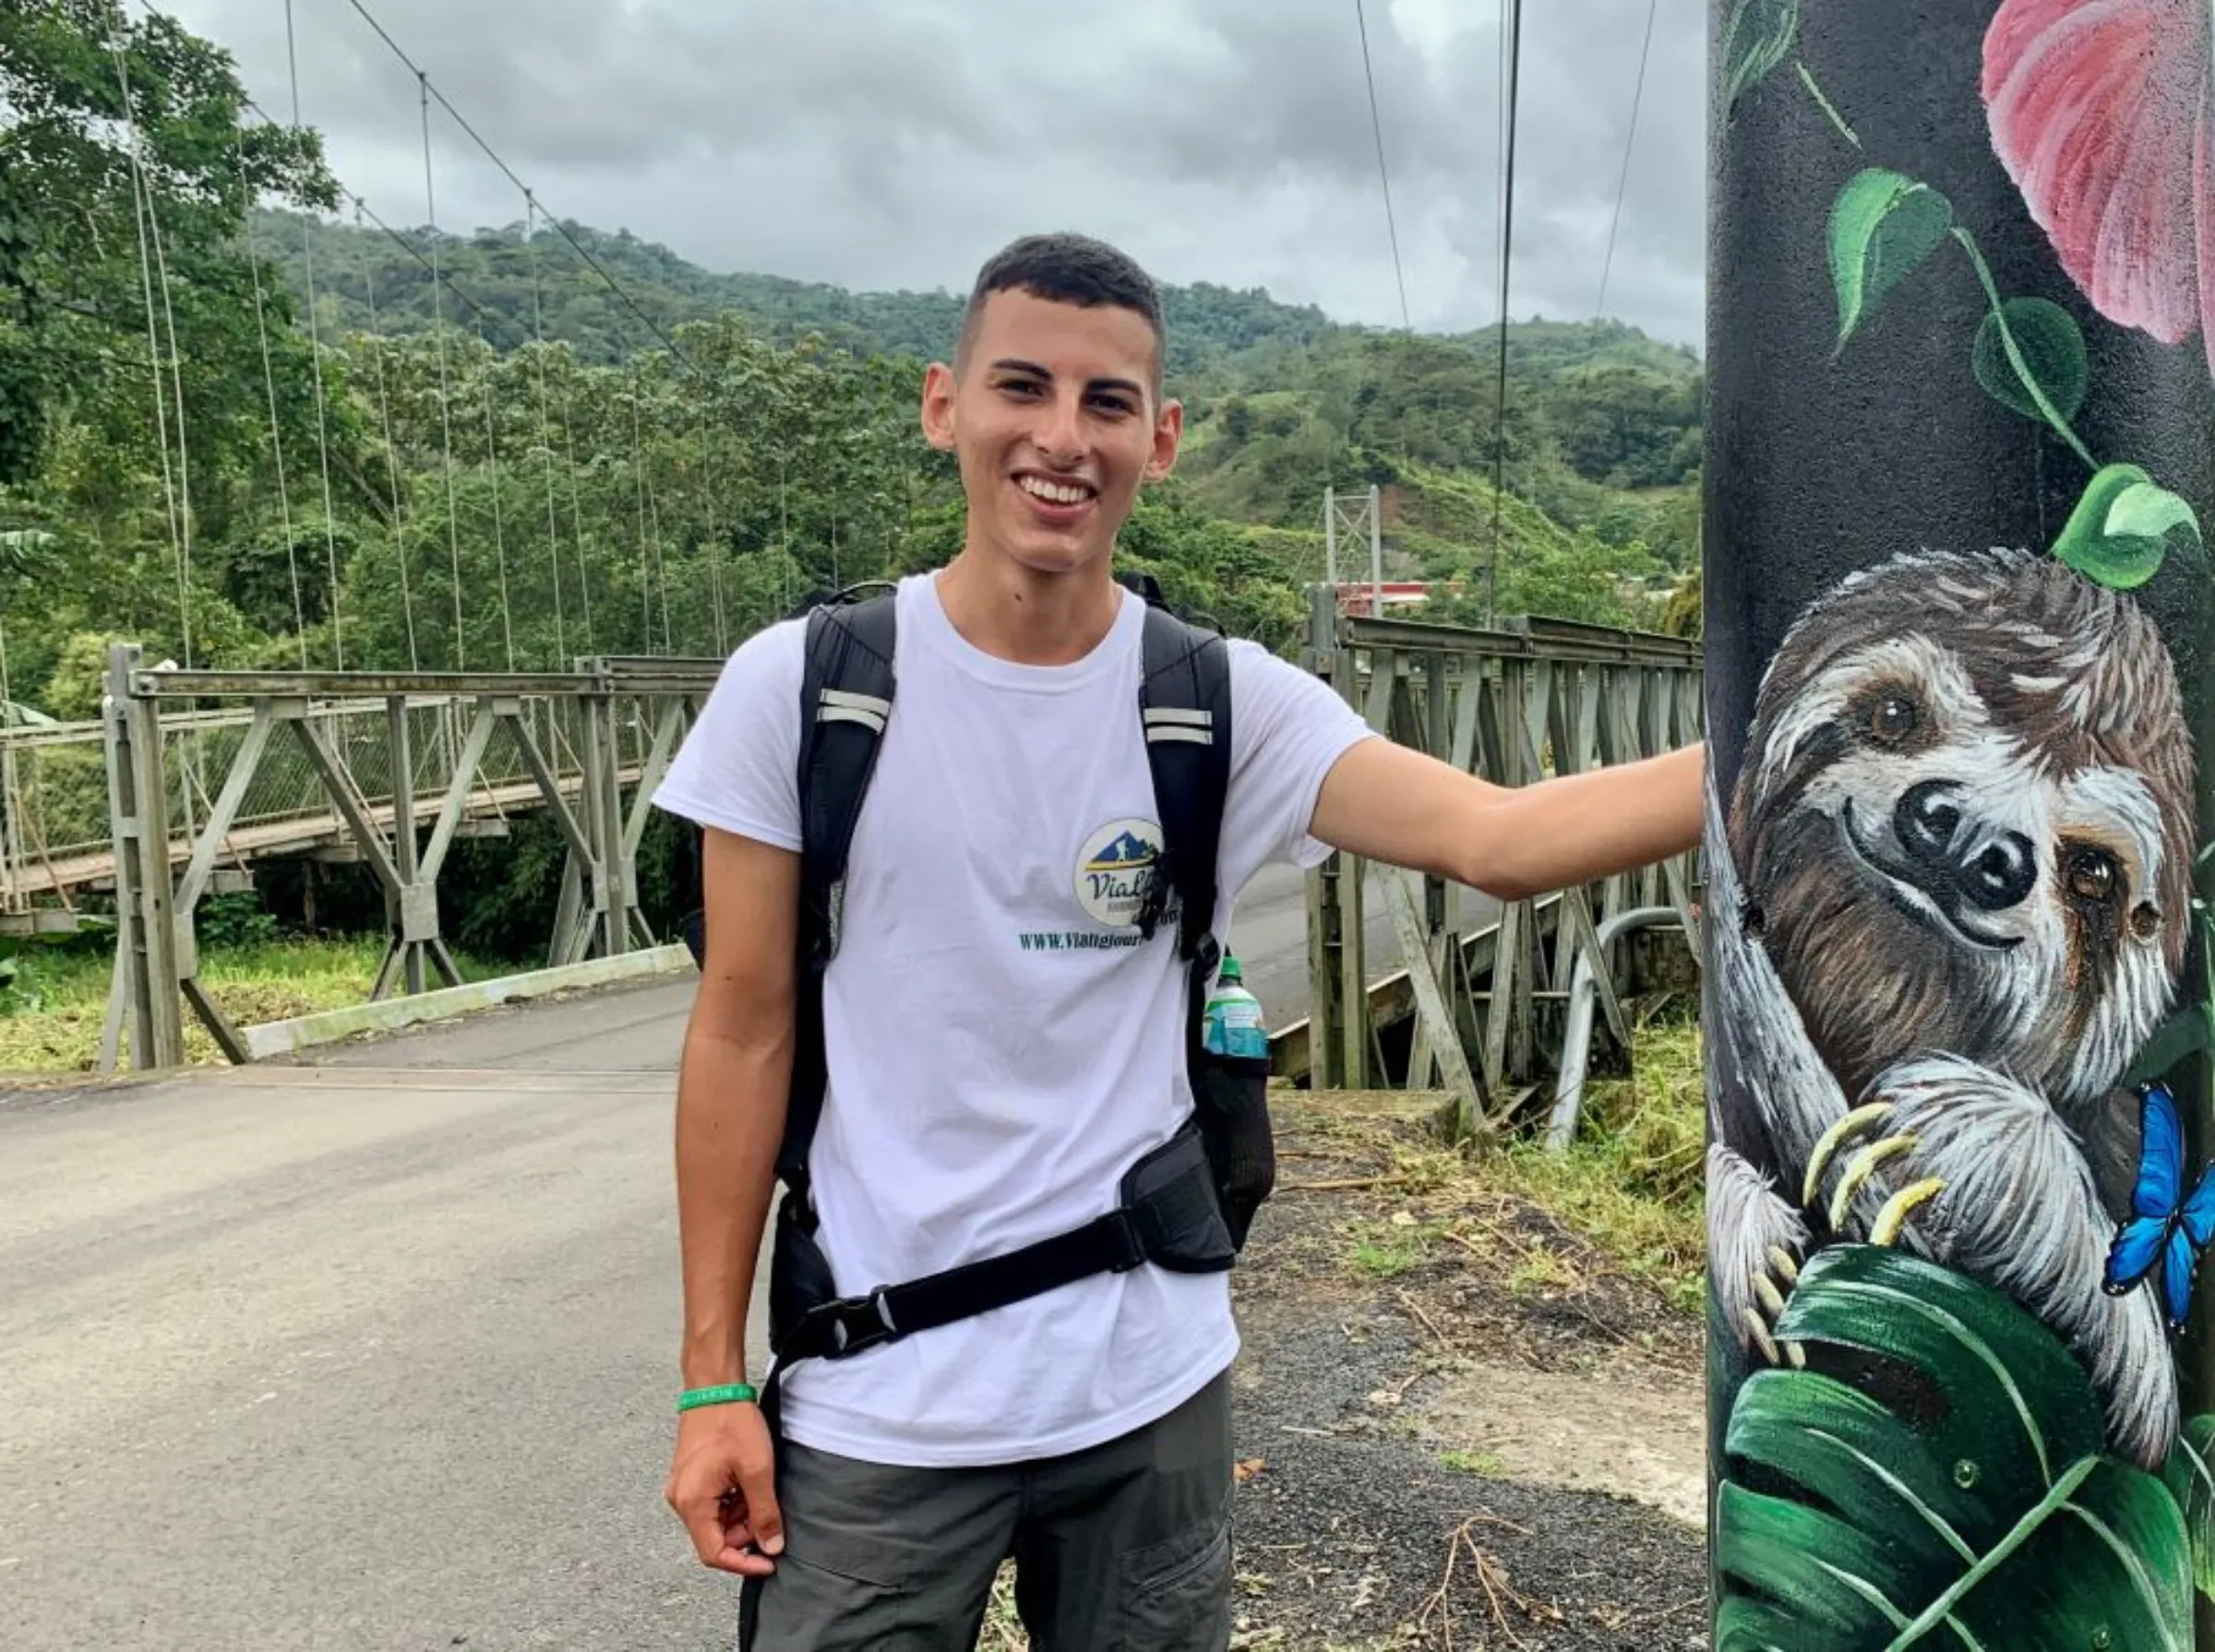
left=255, top=209, right=1705, bottom=637
left=1, top=2, right=1702, bottom=743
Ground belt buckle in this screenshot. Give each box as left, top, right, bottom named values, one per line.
left=820, top=1287, right=898, bottom=1358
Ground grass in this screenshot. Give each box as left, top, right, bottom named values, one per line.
left=0, top=933, right=503, bottom=1072
left=1491, top=1011, right=1706, bottom=1311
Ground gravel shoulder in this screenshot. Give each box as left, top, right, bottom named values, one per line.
left=1211, top=1089, right=1709, bottom=1652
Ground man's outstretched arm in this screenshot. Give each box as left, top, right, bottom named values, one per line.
left=1308, top=735, right=1703, bottom=902
left=664, top=826, right=798, bottom=1576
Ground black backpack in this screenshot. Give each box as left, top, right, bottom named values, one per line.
left=690, top=573, right=1277, bottom=1408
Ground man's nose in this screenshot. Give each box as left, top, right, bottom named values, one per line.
left=1033, top=389, right=1086, bottom=462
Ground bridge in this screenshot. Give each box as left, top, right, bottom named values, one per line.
left=32, top=595, right=1700, bottom=1125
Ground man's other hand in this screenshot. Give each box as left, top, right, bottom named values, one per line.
left=665, top=1403, right=784, bottom=1576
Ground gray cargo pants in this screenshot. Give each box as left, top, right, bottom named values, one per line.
left=736, top=1370, right=1233, bottom=1651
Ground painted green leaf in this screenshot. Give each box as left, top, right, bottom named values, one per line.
left=1715, top=1245, right=2193, bottom=1647
left=1971, top=297, right=2088, bottom=425
left=2161, top=1415, right=2215, bottom=1598
left=2125, top=1005, right=2215, bottom=1087
left=2053, top=463, right=2204, bottom=590
left=2108, top=479, right=2201, bottom=545
left=1829, top=170, right=1953, bottom=350
left=1723, top=0, right=1799, bottom=114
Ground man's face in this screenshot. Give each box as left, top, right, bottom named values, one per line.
left=922, top=288, right=1182, bottom=578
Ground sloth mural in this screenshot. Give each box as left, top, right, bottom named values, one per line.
left=1706, top=2, right=2215, bottom=1646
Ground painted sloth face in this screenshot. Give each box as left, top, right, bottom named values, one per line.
left=1730, top=549, right=2196, bottom=1110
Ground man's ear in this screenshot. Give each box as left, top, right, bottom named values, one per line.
left=920, top=360, right=957, bottom=452
left=1143, top=396, right=1184, bottom=484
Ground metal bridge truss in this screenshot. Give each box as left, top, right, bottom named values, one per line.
left=97, top=644, right=720, bottom=1071
left=1290, top=593, right=1705, bottom=1137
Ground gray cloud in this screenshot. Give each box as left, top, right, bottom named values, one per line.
left=172, top=0, right=1706, bottom=348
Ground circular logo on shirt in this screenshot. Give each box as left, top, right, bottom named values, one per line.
left=1074, top=817, right=1163, bottom=927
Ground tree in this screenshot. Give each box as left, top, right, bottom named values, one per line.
left=0, top=0, right=341, bottom=486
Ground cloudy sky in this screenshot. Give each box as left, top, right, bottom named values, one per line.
left=169, top=0, right=1706, bottom=348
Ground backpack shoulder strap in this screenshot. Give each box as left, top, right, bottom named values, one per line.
left=783, top=588, right=898, bottom=1193
left=1132, top=599, right=1232, bottom=968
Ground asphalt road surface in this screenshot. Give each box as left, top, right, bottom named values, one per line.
left=0, top=857, right=1462, bottom=1650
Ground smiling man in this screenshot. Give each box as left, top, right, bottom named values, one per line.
left=653, top=233, right=1703, bottom=1650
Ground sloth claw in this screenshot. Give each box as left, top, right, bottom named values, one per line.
left=1827, top=1132, right=1922, bottom=1231
left=1803, top=1102, right=1892, bottom=1208
left=1870, top=1178, right=1946, bottom=1247
left=1744, top=1255, right=1806, bottom=1370
left=1747, top=1311, right=1782, bottom=1367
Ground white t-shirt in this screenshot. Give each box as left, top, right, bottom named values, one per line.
left=653, top=571, right=1376, bottom=1467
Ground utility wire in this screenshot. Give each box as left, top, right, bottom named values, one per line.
left=1595, top=0, right=1658, bottom=322
left=1353, top=0, right=1412, bottom=332
left=1484, top=0, right=1524, bottom=628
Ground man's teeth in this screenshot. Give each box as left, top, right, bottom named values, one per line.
left=1019, top=476, right=1092, bottom=505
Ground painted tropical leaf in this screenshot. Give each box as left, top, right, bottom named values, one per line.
left=2162, top=1414, right=2215, bottom=1598
left=1970, top=296, right=2089, bottom=424
left=1722, top=0, right=1799, bottom=115
left=1829, top=170, right=1954, bottom=350
left=2125, top=1001, right=2215, bottom=1087
left=1715, top=1245, right=2193, bottom=1650
left=1982, top=0, right=2215, bottom=378
left=2052, top=462, right=2206, bottom=590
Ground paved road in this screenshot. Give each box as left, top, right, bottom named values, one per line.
left=0, top=857, right=1458, bottom=1650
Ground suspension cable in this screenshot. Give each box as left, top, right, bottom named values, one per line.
left=476, top=317, right=516, bottom=669
left=628, top=365, right=655, bottom=652
left=417, top=74, right=467, bottom=669
left=701, top=405, right=726, bottom=656
left=338, top=0, right=694, bottom=371
left=283, top=0, right=344, bottom=667
left=235, top=129, right=308, bottom=667
left=524, top=194, right=568, bottom=668
left=357, top=203, right=421, bottom=671
left=109, top=34, right=191, bottom=666
left=561, top=363, right=595, bottom=658
left=1485, top=0, right=1525, bottom=627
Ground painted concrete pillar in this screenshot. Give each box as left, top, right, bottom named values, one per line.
left=1703, top=2, right=2215, bottom=1645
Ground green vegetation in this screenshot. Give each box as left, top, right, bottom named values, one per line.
left=1499, top=1011, right=1705, bottom=1311
left=0, top=0, right=1705, bottom=1006
left=0, top=907, right=500, bottom=1071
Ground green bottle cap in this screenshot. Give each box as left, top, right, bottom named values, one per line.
left=1216, top=953, right=1242, bottom=984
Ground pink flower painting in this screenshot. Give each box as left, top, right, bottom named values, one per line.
left=1983, top=0, right=2215, bottom=375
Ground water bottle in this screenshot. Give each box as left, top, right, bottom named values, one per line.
left=1203, top=953, right=1269, bottom=1060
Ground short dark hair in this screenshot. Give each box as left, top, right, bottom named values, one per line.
left=955, top=232, right=1167, bottom=390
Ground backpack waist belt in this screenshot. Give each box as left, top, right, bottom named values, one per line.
left=770, top=1123, right=1236, bottom=1368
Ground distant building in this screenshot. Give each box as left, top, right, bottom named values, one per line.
left=1333, top=581, right=1456, bottom=617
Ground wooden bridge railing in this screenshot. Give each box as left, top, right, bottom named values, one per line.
left=1286, top=591, right=1704, bottom=1135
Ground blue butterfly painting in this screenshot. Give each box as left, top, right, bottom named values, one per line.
left=2103, top=1081, right=2215, bottom=1335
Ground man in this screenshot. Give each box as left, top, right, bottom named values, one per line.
left=653, top=232, right=1702, bottom=1649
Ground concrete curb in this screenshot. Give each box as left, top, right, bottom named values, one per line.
left=242, top=945, right=697, bottom=1059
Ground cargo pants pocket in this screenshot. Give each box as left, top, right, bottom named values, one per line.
left=1119, top=1509, right=1233, bottom=1650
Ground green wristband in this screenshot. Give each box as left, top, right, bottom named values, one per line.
left=676, top=1383, right=759, bottom=1413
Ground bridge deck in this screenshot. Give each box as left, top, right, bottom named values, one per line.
left=7, top=768, right=646, bottom=900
